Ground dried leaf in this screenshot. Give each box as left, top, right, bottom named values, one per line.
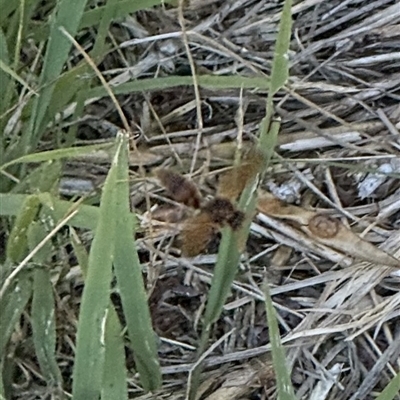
left=257, top=192, right=400, bottom=268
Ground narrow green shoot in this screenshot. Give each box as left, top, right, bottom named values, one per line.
left=189, top=0, right=292, bottom=398
left=263, top=279, right=295, bottom=400
left=25, top=0, right=89, bottom=154
left=0, top=142, right=113, bottom=173
left=6, top=194, right=40, bottom=263
left=28, top=222, right=63, bottom=387
left=70, top=228, right=128, bottom=400
left=376, top=372, right=400, bottom=400
left=71, top=133, right=123, bottom=400
left=113, top=132, right=162, bottom=391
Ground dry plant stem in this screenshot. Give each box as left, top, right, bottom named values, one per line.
left=0, top=209, right=78, bottom=301
left=59, top=27, right=131, bottom=134
left=59, top=27, right=152, bottom=217
left=348, top=331, right=400, bottom=400
left=178, top=0, right=204, bottom=176
left=186, top=328, right=235, bottom=400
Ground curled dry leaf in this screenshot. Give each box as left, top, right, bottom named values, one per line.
left=257, top=191, right=400, bottom=268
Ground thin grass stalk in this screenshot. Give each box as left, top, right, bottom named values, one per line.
left=0, top=142, right=113, bottom=173
left=263, top=278, right=295, bottom=400
left=188, top=0, right=293, bottom=397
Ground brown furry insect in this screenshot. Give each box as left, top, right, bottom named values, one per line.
left=155, top=169, right=201, bottom=209
left=156, top=148, right=264, bottom=256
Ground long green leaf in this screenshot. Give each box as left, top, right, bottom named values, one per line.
left=269, top=0, right=292, bottom=96
left=189, top=1, right=292, bottom=398
left=0, top=142, right=112, bottom=172
left=0, top=193, right=101, bottom=230
left=0, top=59, right=37, bottom=96
left=28, top=222, right=62, bottom=386
left=101, top=307, right=128, bottom=400
left=376, top=372, right=400, bottom=400
left=6, top=194, right=40, bottom=263
left=72, top=134, right=123, bottom=400
left=33, top=0, right=174, bottom=42
left=25, top=0, right=89, bottom=153
left=0, top=269, right=32, bottom=400
left=84, top=75, right=270, bottom=101
left=260, top=0, right=292, bottom=151
left=11, top=160, right=62, bottom=194
left=0, top=270, right=33, bottom=360
left=113, top=132, right=161, bottom=391
left=70, top=228, right=128, bottom=400
left=203, top=228, right=241, bottom=326
left=0, top=28, right=12, bottom=116
left=264, top=279, right=296, bottom=400
left=31, top=267, right=61, bottom=384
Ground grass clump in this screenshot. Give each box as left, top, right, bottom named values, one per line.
left=1, top=1, right=399, bottom=399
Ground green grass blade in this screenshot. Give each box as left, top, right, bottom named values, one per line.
left=269, top=0, right=292, bottom=96
left=6, top=194, right=40, bottom=263
left=33, top=0, right=174, bottom=42
left=0, top=269, right=32, bottom=400
left=28, top=221, right=63, bottom=386
left=101, top=307, right=128, bottom=400
left=263, top=280, right=296, bottom=400
left=203, top=228, right=242, bottom=326
left=0, top=59, right=37, bottom=96
left=84, top=75, right=270, bottom=100
left=189, top=2, right=292, bottom=397
left=25, top=0, right=89, bottom=153
left=260, top=119, right=281, bottom=166
left=70, top=229, right=128, bottom=400
left=259, top=0, right=292, bottom=152
left=376, top=371, right=400, bottom=400
left=11, top=160, right=62, bottom=194
left=91, top=0, right=119, bottom=58
left=0, top=270, right=33, bottom=359
left=72, top=134, right=123, bottom=400
left=113, top=132, right=161, bottom=391
left=45, top=63, right=89, bottom=126
left=0, top=142, right=112, bottom=172
left=80, top=0, right=172, bottom=29
left=0, top=0, right=17, bottom=25
left=0, top=193, right=102, bottom=231
left=31, top=270, right=60, bottom=383
left=0, top=365, right=5, bottom=399
left=65, top=0, right=119, bottom=145
left=0, top=28, right=12, bottom=116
